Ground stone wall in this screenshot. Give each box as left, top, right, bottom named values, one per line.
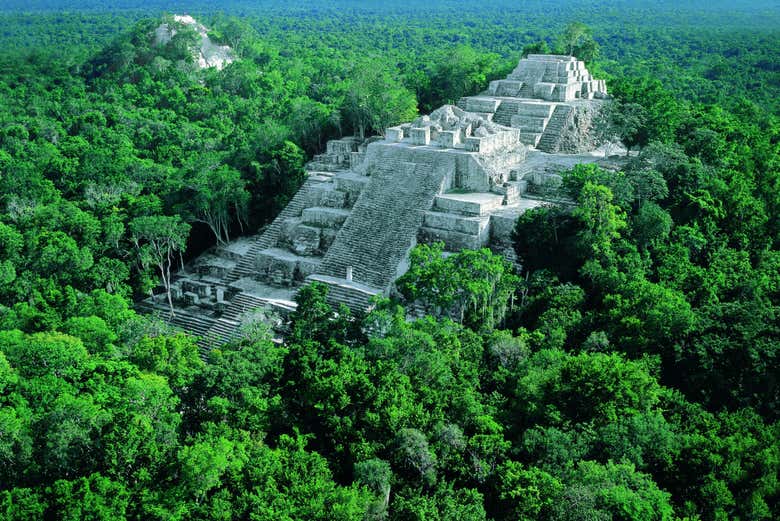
left=540, top=101, right=604, bottom=154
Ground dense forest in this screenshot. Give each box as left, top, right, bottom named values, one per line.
left=0, top=1, right=778, bottom=519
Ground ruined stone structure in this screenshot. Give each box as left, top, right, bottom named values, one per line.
left=140, top=54, right=614, bottom=349
left=459, top=54, right=607, bottom=152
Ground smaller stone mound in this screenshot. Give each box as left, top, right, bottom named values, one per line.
left=154, top=15, right=235, bottom=70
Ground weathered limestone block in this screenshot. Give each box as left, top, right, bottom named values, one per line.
left=463, top=128, right=523, bottom=155
left=491, top=183, right=521, bottom=205
left=517, top=102, right=555, bottom=118
left=350, top=152, right=366, bottom=170
left=327, top=138, right=359, bottom=155
left=409, top=126, right=430, bottom=145
left=196, top=283, right=211, bottom=299
left=437, top=130, right=459, bottom=148
left=434, top=193, right=504, bottom=216
left=289, top=224, right=322, bottom=256
left=301, top=207, right=350, bottom=228
left=279, top=218, right=300, bottom=244
left=527, top=172, right=563, bottom=194
left=463, top=137, right=482, bottom=152
left=333, top=173, right=369, bottom=201
left=490, top=80, right=525, bottom=97
left=419, top=226, right=489, bottom=251
left=461, top=97, right=501, bottom=113
left=423, top=211, right=489, bottom=235
left=181, top=280, right=202, bottom=295
left=321, top=188, right=348, bottom=208
left=386, top=127, right=404, bottom=142
left=543, top=102, right=603, bottom=154
left=297, top=257, right=321, bottom=280
left=489, top=213, right=520, bottom=246
left=320, top=228, right=338, bottom=250
left=511, top=115, right=547, bottom=131
left=255, top=249, right=299, bottom=286
left=533, top=82, right=556, bottom=100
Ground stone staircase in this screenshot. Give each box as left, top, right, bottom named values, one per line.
left=202, top=317, right=241, bottom=349
left=512, top=102, right=556, bottom=147
left=251, top=170, right=367, bottom=288
left=517, top=83, right=535, bottom=98
left=224, top=178, right=321, bottom=284
left=317, top=151, right=451, bottom=292
left=456, top=96, right=560, bottom=149
left=537, top=105, right=573, bottom=153
left=491, top=99, right=525, bottom=127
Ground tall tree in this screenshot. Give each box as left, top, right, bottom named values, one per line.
left=343, top=59, right=417, bottom=139
left=129, top=215, right=190, bottom=315
left=186, top=158, right=249, bottom=245
left=557, top=22, right=600, bottom=62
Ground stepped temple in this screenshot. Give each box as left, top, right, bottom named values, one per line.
left=140, top=54, right=614, bottom=346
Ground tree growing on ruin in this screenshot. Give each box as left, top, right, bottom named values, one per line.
left=190, top=163, right=249, bottom=245
left=129, top=215, right=190, bottom=316
left=557, top=22, right=600, bottom=62
left=398, top=242, right=519, bottom=330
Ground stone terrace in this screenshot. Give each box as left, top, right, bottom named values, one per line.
left=141, top=54, right=615, bottom=348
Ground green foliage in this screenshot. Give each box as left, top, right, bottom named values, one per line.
left=128, top=332, right=203, bottom=389
left=556, top=22, right=600, bottom=62
left=416, top=46, right=509, bottom=113
left=0, top=3, right=778, bottom=520
left=343, top=58, right=418, bottom=139
left=398, top=242, right=520, bottom=330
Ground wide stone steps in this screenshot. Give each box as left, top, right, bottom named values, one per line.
left=517, top=84, right=535, bottom=98
left=307, top=275, right=381, bottom=312
left=492, top=100, right=525, bottom=127
left=222, top=292, right=283, bottom=321
left=201, top=291, right=298, bottom=348
left=137, top=299, right=216, bottom=340
left=202, top=318, right=242, bottom=349
left=224, top=178, right=320, bottom=284
left=318, top=156, right=448, bottom=291
left=537, top=105, right=572, bottom=152
left=301, top=207, right=350, bottom=228
left=170, top=311, right=215, bottom=338
left=140, top=305, right=220, bottom=357
left=310, top=183, right=349, bottom=209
